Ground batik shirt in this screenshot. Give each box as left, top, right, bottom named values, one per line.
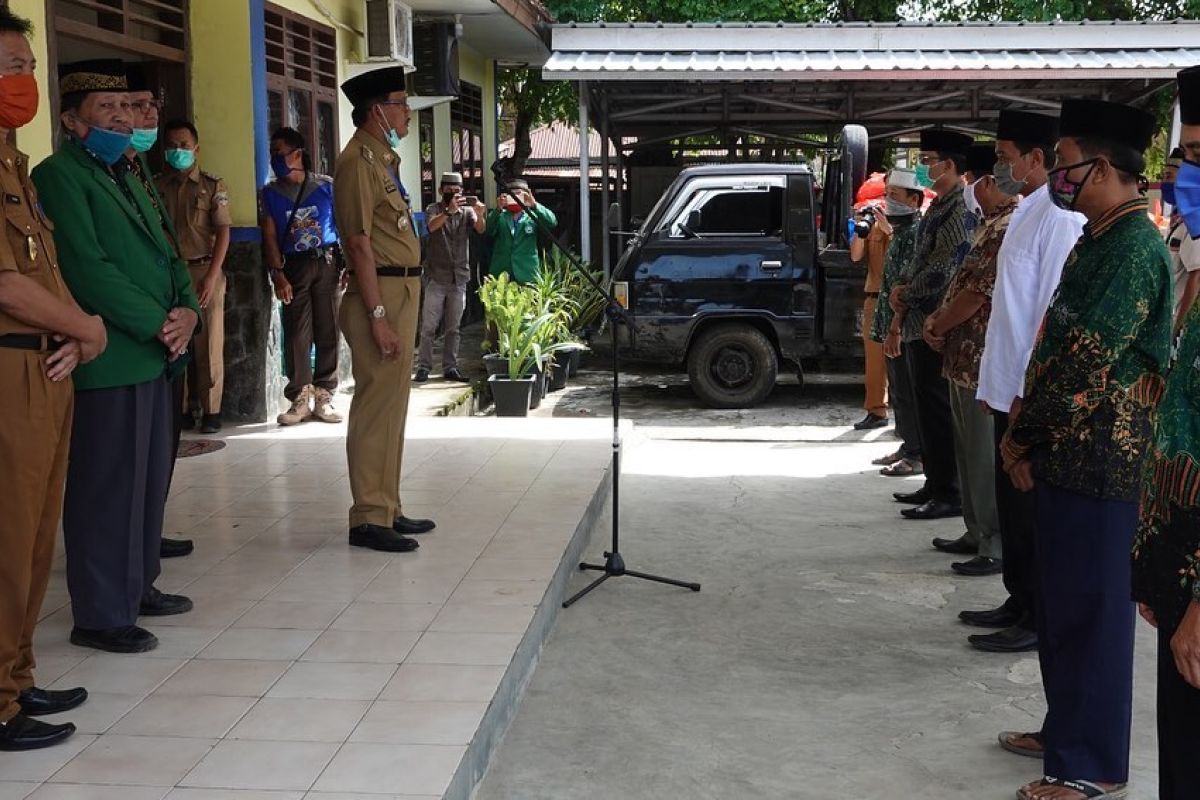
left=1003, top=198, right=1173, bottom=502
left=1132, top=302, right=1200, bottom=627
left=940, top=198, right=1017, bottom=390
left=869, top=216, right=920, bottom=344
left=901, top=184, right=971, bottom=342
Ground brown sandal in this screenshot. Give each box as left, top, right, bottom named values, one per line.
left=999, top=730, right=1044, bottom=759
left=880, top=458, right=923, bottom=477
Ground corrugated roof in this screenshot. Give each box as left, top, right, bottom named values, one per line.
left=499, top=122, right=618, bottom=162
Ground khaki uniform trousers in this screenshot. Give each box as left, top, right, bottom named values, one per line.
left=862, top=295, right=888, bottom=417
left=340, top=275, right=420, bottom=528
left=0, top=350, right=73, bottom=722
left=184, top=262, right=226, bottom=415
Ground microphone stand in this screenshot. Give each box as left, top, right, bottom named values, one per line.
left=490, top=166, right=701, bottom=608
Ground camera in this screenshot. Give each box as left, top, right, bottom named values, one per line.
left=854, top=207, right=876, bottom=238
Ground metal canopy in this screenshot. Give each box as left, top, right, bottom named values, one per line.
left=546, top=21, right=1197, bottom=146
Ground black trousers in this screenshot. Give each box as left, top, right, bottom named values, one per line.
left=886, top=350, right=922, bottom=460
left=62, top=377, right=173, bottom=630
left=1158, top=625, right=1200, bottom=798
left=903, top=339, right=958, bottom=501
left=281, top=253, right=340, bottom=402
left=993, top=409, right=1038, bottom=629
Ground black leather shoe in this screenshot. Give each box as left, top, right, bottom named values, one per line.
left=393, top=516, right=436, bottom=535
left=969, top=625, right=1038, bottom=653
left=414, top=368, right=430, bottom=383
left=443, top=368, right=469, bottom=382
left=200, top=414, right=222, bottom=434
left=952, top=556, right=1003, bottom=576
left=932, top=535, right=976, bottom=554
left=854, top=413, right=889, bottom=430
left=350, top=524, right=420, bottom=552
left=959, top=605, right=1022, bottom=629
left=160, top=537, right=194, bottom=558
left=140, top=587, right=193, bottom=617
left=893, top=487, right=931, bottom=505
left=70, top=625, right=158, bottom=653
left=901, top=500, right=962, bottom=520
left=18, top=687, right=88, bottom=717
left=180, top=414, right=196, bottom=432
left=0, top=713, right=75, bottom=751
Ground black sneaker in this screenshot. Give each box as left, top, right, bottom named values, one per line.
left=200, top=414, right=222, bottom=434
left=70, top=625, right=158, bottom=653
left=443, top=367, right=469, bottom=382
left=349, top=524, right=420, bottom=552
left=414, top=367, right=430, bottom=383
left=0, top=713, right=76, bottom=751
left=139, top=587, right=194, bottom=617
left=393, top=515, right=436, bottom=535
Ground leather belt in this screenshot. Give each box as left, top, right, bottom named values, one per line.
left=865, top=291, right=880, bottom=298
left=287, top=247, right=331, bottom=261
left=0, top=333, right=66, bottom=352
left=375, top=266, right=422, bottom=278
left=187, top=256, right=213, bottom=265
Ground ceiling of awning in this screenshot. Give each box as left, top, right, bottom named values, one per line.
left=544, top=21, right=1197, bottom=148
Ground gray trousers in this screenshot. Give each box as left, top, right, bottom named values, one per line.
left=949, top=380, right=1001, bottom=558
left=417, top=279, right=466, bottom=371
left=886, top=351, right=921, bottom=459
left=63, top=377, right=173, bottom=630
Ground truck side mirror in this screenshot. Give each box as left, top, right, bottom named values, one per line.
left=679, top=209, right=702, bottom=239
left=607, top=202, right=621, bottom=230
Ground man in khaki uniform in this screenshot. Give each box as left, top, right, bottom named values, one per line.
left=334, top=65, right=435, bottom=552
left=0, top=8, right=104, bottom=750
left=157, top=119, right=232, bottom=434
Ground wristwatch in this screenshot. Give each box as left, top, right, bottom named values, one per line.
left=370, top=305, right=386, bottom=320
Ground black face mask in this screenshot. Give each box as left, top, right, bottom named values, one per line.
left=442, top=192, right=457, bottom=205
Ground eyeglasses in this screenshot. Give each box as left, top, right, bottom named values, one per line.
left=918, top=154, right=944, bottom=166
left=130, top=99, right=162, bottom=113
left=377, top=100, right=410, bottom=112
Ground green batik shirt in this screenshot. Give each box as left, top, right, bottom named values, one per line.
left=1132, top=301, right=1200, bottom=626
left=869, top=216, right=920, bottom=344
left=901, top=185, right=971, bottom=342
left=1004, top=198, right=1173, bottom=502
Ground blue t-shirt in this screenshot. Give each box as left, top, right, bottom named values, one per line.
left=261, top=174, right=338, bottom=255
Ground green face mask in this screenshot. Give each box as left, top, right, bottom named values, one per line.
left=165, top=148, right=195, bottom=170
left=914, top=164, right=934, bottom=189
left=130, top=128, right=158, bottom=153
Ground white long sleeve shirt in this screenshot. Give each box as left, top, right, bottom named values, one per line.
left=976, top=184, right=1086, bottom=412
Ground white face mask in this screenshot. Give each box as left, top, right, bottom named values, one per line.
left=963, top=179, right=983, bottom=219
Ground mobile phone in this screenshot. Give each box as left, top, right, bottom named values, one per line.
left=461, top=195, right=479, bottom=205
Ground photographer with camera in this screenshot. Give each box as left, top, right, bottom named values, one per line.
left=417, top=172, right=485, bottom=383
left=850, top=199, right=892, bottom=431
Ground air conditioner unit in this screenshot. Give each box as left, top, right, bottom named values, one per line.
left=364, top=0, right=414, bottom=66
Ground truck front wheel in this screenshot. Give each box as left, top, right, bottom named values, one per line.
left=687, top=324, right=778, bottom=408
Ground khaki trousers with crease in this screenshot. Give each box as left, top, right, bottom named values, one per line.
left=184, top=262, right=225, bottom=415
left=340, top=275, right=420, bottom=528
left=862, top=295, right=888, bottom=417
left=0, top=350, right=73, bottom=722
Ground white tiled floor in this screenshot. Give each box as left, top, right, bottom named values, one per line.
left=1, top=416, right=609, bottom=799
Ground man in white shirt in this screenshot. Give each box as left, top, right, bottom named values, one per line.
left=963, top=110, right=1085, bottom=668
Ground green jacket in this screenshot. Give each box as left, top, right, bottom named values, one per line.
left=32, top=140, right=200, bottom=390
left=486, top=204, right=557, bottom=284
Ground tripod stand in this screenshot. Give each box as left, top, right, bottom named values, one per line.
left=490, top=169, right=700, bottom=609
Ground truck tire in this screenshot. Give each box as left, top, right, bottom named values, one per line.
left=687, top=324, right=778, bottom=409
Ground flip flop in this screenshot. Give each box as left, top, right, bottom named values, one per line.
left=999, top=730, right=1044, bottom=759
left=872, top=450, right=904, bottom=466
left=1016, top=777, right=1128, bottom=800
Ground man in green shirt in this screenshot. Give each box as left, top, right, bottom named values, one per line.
left=1002, top=98, right=1172, bottom=800
left=486, top=178, right=556, bottom=284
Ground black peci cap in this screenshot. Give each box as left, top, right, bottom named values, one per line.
left=966, top=143, right=998, bottom=177
left=919, top=129, right=973, bottom=157
left=59, top=59, right=127, bottom=96
left=125, top=62, right=152, bottom=93
left=1179, top=66, right=1200, bottom=126
left=996, top=109, right=1059, bottom=146
left=340, top=66, right=408, bottom=108
left=1058, top=98, right=1157, bottom=154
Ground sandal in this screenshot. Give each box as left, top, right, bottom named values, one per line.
left=1016, top=777, right=1128, bottom=800
left=880, top=458, right=923, bottom=477
left=999, top=730, right=1044, bottom=759
left=872, top=450, right=904, bottom=466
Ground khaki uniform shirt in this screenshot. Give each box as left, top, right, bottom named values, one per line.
left=333, top=128, right=420, bottom=269
left=0, top=140, right=70, bottom=336
left=863, top=223, right=891, bottom=293
left=155, top=165, right=232, bottom=261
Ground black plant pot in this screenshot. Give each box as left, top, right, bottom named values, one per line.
left=488, top=375, right=534, bottom=417
left=565, top=348, right=583, bottom=377
left=483, top=353, right=509, bottom=378
left=549, top=355, right=569, bottom=391
left=529, top=363, right=545, bottom=409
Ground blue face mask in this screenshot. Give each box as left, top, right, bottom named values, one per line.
left=130, top=127, right=158, bottom=153
left=1162, top=181, right=1177, bottom=208
left=914, top=164, right=933, bottom=189
left=270, top=154, right=293, bottom=179
left=1176, top=160, right=1200, bottom=239
left=165, top=148, right=195, bottom=171
left=82, top=126, right=132, bottom=165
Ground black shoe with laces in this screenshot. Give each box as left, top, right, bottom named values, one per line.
left=140, top=587, right=193, bottom=617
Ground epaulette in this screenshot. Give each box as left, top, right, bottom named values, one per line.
left=201, top=170, right=222, bottom=183
left=360, top=145, right=375, bottom=163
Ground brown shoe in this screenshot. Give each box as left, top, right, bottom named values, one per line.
left=277, top=386, right=314, bottom=426
left=312, top=388, right=343, bottom=423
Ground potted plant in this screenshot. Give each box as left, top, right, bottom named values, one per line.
left=481, top=274, right=571, bottom=416
left=540, top=250, right=603, bottom=377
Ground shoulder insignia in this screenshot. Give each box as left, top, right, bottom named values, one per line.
left=201, top=170, right=222, bottom=183
left=360, top=145, right=375, bottom=163
left=213, top=191, right=230, bottom=207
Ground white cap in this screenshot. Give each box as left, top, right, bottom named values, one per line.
left=887, top=168, right=921, bottom=191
